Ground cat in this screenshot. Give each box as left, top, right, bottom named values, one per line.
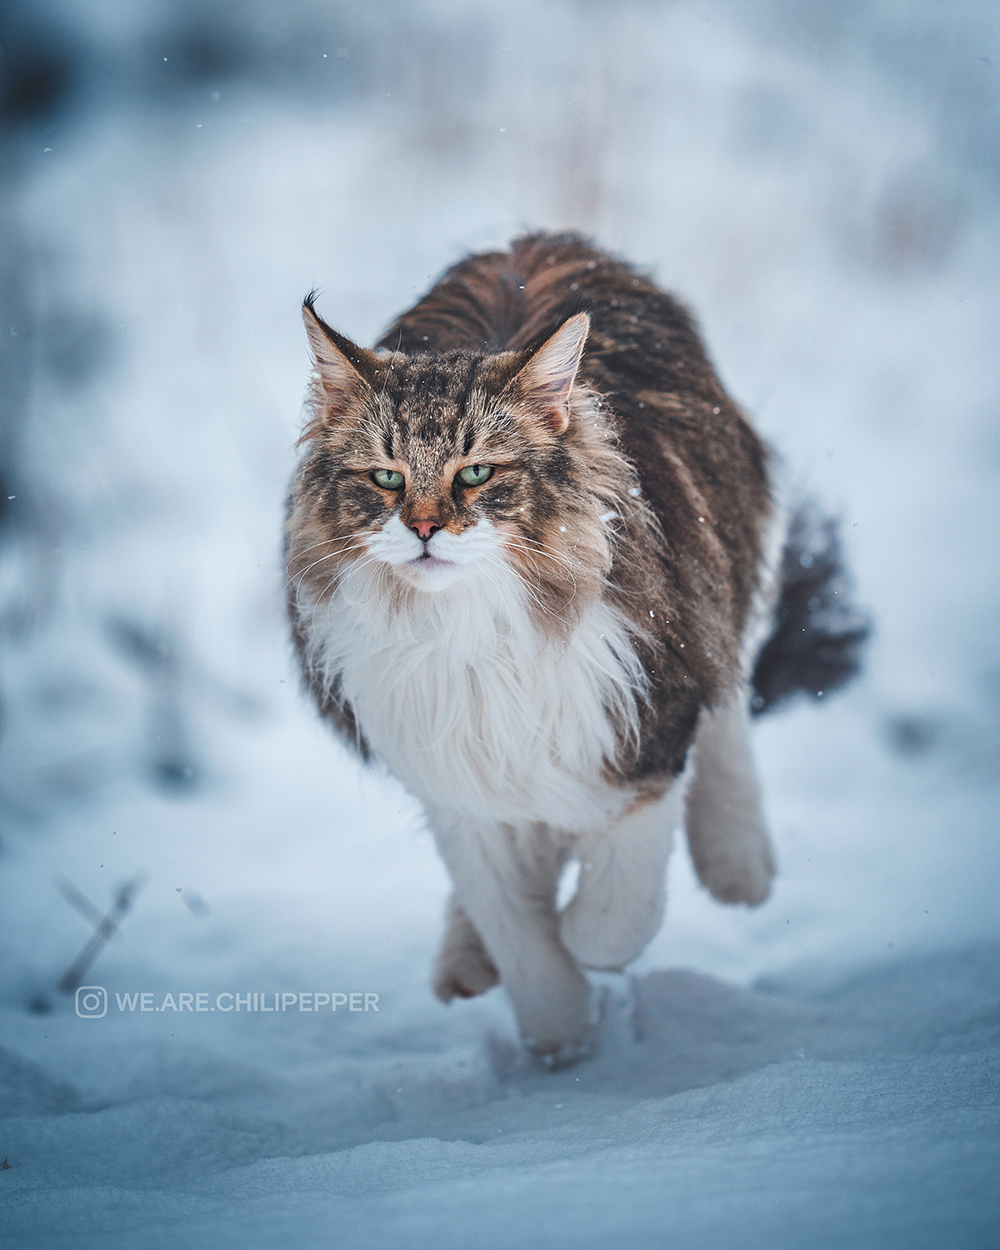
left=285, top=232, right=867, bottom=1062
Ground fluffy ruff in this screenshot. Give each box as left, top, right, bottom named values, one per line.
left=298, top=516, right=648, bottom=831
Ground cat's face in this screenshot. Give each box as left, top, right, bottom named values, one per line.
left=288, top=305, right=607, bottom=606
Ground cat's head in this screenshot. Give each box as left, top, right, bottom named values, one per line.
left=287, top=298, right=630, bottom=620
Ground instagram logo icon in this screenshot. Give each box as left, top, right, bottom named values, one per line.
left=75, top=986, right=108, bottom=1018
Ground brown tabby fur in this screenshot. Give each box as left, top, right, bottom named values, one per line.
left=287, top=232, right=771, bottom=783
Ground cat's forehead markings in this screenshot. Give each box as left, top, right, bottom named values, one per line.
left=393, top=352, right=483, bottom=402
left=384, top=354, right=489, bottom=458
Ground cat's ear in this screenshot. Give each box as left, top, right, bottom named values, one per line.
left=302, top=298, right=379, bottom=414
left=510, top=313, right=590, bottom=435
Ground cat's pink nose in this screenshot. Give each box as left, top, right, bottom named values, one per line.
left=410, top=519, right=441, bottom=541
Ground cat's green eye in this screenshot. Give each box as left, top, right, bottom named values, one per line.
left=456, top=464, right=494, bottom=487
left=372, top=469, right=405, bottom=491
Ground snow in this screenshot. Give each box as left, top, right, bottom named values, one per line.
left=1, top=1, right=998, bottom=1246
left=3, top=944, right=999, bottom=1247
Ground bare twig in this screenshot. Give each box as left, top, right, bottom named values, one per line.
left=53, top=877, right=106, bottom=928
left=57, top=873, right=147, bottom=993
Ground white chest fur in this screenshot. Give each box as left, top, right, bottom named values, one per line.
left=302, top=559, right=648, bottom=831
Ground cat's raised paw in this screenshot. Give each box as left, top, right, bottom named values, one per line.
left=432, top=947, right=500, bottom=1003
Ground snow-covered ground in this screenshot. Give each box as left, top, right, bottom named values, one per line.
left=1, top=2, right=998, bottom=1245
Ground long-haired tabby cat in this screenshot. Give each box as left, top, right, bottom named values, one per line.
left=286, top=233, right=867, bottom=1061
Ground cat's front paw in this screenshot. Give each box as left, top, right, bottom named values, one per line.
left=532, top=1036, right=594, bottom=1069
left=432, top=943, right=500, bottom=1002
left=432, top=898, right=501, bottom=1002
left=511, top=965, right=594, bottom=1059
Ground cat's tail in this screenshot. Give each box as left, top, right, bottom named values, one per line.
left=750, top=502, right=871, bottom=717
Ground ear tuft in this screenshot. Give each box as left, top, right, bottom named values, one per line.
left=510, top=313, right=590, bottom=434
left=302, top=298, right=377, bottom=413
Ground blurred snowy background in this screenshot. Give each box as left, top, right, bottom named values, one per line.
left=1, top=1, right=998, bottom=1246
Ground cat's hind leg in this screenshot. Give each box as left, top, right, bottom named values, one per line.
left=433, top=896, right=499, bottom=1002
left=684, top=695, right=775, bottom=905
left=559, top=785, right=683, bottom=971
